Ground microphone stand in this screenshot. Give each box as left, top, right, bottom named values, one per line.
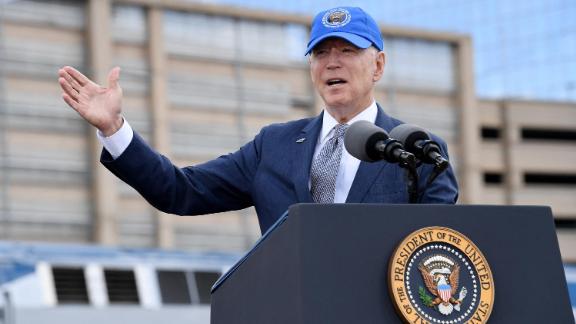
left=405, top=166, right=419, bottom=204
left=395, top=152, right=419, bottom=204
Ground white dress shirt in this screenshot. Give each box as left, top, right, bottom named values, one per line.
left=96, top=118, right=133, bottom=159
left=97, top=101, right=379, bottom=203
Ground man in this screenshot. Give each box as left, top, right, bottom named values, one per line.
left=58, top=7, right=458, bottom=234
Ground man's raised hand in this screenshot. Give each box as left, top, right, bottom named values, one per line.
left=58, top=66, right=124, bottom=136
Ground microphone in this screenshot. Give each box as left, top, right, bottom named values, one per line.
left=344, top=120, right=416, bottom=168
left=389, top=124, right=449, bottom=172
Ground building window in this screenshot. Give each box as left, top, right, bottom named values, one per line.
left=555, top=219, right=576, bottom=229
left=521, top=128, right=576, bottom=141
left=524, top=173, right=576, bottom=185
left=481, top=127, right=501, bottom=140
left=104, top=269, right=140, bottom=304
left=52, top=267, right=89, bottom=304
left=484, top=172, right=504, bottom=185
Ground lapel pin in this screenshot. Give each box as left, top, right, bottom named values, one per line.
left=296, top=137, right=306, bottom=143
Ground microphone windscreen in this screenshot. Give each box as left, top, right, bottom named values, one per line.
left=344, top=120, right=388, bottom=162
left=389, top=124, right=429, bottom=153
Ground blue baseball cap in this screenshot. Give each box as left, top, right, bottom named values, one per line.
left=305, top=7, right=384, bottom=56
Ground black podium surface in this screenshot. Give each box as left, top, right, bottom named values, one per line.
left=211, top=204, right=574, bottom=323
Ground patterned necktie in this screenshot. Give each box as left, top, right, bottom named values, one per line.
left=310, top=123, right=349, bottom=203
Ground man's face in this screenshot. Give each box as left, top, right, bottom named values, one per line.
left=309, top=38, right=385, bottom=120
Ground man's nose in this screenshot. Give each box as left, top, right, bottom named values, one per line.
left=326, top=49, right=342, bottom=69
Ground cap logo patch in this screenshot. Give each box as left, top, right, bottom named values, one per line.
left=322, top=8, right=351, bottom=28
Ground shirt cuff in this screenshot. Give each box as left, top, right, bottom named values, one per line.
left=96, top=118, right=134, bottom=159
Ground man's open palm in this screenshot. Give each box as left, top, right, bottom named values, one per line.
left=58, top=66, right=124, bottom=136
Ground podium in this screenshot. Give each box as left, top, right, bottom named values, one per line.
left=211, top=204, right=573, bottom=323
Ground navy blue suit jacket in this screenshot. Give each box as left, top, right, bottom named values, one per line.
left=101, top=106, right=458, bottom=233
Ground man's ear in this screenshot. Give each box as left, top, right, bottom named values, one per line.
left=373, top=51, right=385, bottom=82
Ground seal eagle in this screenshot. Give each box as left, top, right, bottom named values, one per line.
left=418, top=255, right=465, bottom=315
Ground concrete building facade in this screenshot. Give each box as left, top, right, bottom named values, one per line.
left=0, top=0, right=574, bottom=260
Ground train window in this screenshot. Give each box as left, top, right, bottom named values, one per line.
left=104, top=269, right=140, bottom=304
left=194, top=271, right=221, bottom=305
left=52, top=267, right=89, bottom=304
left=157, top=270, right=192, bottom=304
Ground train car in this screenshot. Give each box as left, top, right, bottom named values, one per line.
left=0, top=241, right=239, bottom=324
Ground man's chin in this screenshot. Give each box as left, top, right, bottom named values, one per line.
left=324, top=101, right=351, bottom=112
left=322, top=95, right=351, bottom=109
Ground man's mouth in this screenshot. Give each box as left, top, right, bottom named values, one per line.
left=326, top=78, right=347, bottom=86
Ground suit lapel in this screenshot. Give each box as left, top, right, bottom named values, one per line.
left=292, top=113, right=323, bottom=203
left=346, top=104, right=396, bottom=203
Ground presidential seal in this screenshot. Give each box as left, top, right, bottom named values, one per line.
left=388, top=227, right=494, bottom=323
left=322, top=8, right=351, bottom=28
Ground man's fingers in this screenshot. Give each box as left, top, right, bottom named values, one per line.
left=63, top=66, right=90, bottom=87
left=59, top=70, right=83, bottom=92
left=58, top=77, right=79, bottom=100
left=107, top=66, right=120, bottom=89
left=62, top=93, right=82, bottom=113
